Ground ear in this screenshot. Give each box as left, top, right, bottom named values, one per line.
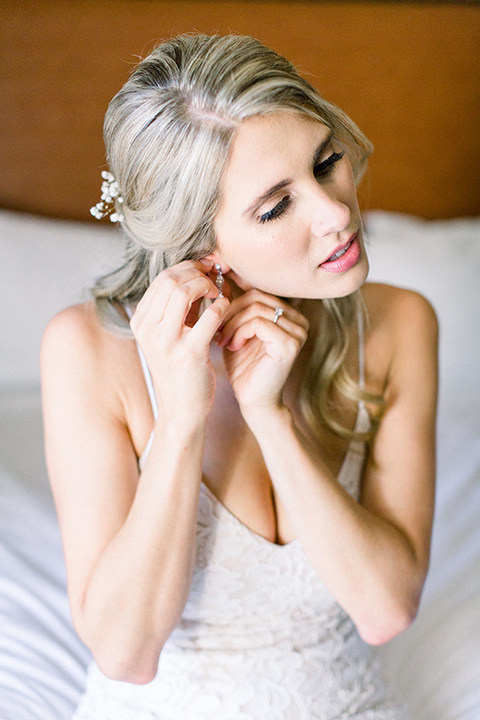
left=203, top=252, right=231, bottom=275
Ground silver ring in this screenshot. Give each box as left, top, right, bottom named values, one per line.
left=272, top=307, right=284, bottom=324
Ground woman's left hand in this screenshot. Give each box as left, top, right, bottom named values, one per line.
left=215, top=271, right=309, bottom=419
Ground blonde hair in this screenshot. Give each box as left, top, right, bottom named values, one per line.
left=92, top=33, right=382, bottom=440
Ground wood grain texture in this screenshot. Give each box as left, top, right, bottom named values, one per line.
left=1, top=1, right=479, bottom=219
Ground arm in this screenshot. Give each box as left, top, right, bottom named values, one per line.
left=41, top=261, right=229, bottom=683
left=220, top=284, right=438, bottom=644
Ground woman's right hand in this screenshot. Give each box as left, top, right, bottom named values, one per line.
left=129, top=259, right=230, bottom=426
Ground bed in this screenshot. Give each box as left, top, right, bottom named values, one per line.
left=1, top=2, right=479, bottom=719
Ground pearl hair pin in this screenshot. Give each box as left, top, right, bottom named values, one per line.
left=90, top=171, right=125, bottom=222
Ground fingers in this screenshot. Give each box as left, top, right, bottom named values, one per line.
left=130, top=259, right=221, bottom=338
left=155, top=271, right=231, bottom=346
left=216, top=291, right=309, bottom=350
left=189, top=295, right=231, bottom=346
left=224, top=317, right=308, bottom=361
left=223, top=289, right=309, bottom=329
left=161, top=275, right=219, bottom=336
left=129, top=261, right=309, bottom=367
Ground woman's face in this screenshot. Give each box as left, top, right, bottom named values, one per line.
left=212, top=112, right=368, bottom=299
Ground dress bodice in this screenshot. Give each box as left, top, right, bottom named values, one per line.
left=73, top=309, right=406, bottom=719
left=74, top=403, right=404, bottom=719
left=171, top=422, right=366, bottom=654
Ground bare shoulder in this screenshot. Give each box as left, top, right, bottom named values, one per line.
left=42, top=300, right=135, bottom=367
left=362, top=282, right=438, bottom=336
left=41, top=302, right=135, bottom=418
left=42, top=302, right=118, bottom=360
left=360, top=283, right=438, bottom=395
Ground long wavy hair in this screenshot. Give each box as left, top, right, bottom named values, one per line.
left=92, top=33, right=383, bottom=440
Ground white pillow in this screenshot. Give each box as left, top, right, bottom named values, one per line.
left=364, top=211, right=480, bottom=393
left=0, top=210, right=125, bottom=388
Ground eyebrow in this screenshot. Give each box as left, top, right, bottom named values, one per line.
left=243, top=130, right=334, bottom=217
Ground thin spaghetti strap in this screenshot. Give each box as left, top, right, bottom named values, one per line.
left=136, top=346, right=159, bottom=422
left=354, top=305, right=369, bottom=433
left=357, top=306, right=365, bottom=391
left=124, top=303, right=159, bottom=422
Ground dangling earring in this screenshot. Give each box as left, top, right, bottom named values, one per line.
left=214, top=263, right=224, bottom=298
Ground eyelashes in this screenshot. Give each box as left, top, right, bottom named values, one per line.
left=259, top=196, right=290, bottom=224
left=258, top=150, right=345, bottom=224
left=314, top=151, right=344, bottom=179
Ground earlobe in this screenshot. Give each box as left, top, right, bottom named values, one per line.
left=202, top=253, right=231, bottom=275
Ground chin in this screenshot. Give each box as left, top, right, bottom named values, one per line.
left=307, top=255, right=370, bottom=300
left=331, top=254, right=369, bottom=298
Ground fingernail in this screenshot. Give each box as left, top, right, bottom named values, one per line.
left=200, top=258, right=212, bottom=266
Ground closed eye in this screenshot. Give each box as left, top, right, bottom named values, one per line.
left=258, top=150, right=345, bottom=224
left=259, top=195, right=292, bottom=224
left=314, top=150, right=345, bottom=179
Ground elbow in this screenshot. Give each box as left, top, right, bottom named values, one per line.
left=356, top=560, right=427, bottom=646
left=94, top=650, right=161, bottom=685
left=77, top=623, right=162, bottom=684
left=101, top=665, right=158, bottom=685
left=357, top=599, right=419, bottom=646
left=73, top=610, right=165, bottom=684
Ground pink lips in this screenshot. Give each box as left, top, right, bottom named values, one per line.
left=319, top=233, right=361, bottom=273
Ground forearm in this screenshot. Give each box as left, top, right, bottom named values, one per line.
left=246, top=406, right=428, bottom=644
left=76, top=420, right=206, bottom=682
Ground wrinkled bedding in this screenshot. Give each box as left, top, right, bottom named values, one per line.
left=0, top=210, right=479, bottom=719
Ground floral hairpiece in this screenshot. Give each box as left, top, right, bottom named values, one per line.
left=90, top=171, right=124, bottom=222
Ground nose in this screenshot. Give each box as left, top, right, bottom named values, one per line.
left=309, top=185, right=351, bottom=238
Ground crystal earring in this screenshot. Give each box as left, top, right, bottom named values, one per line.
left=214, top=264, right=224, bottom=298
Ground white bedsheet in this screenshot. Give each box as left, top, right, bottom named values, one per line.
left=0, top=210, right=479, bottom=719
left=0, top=388, right=90, bottom=720
left=379, top=391, right=480, bottom=720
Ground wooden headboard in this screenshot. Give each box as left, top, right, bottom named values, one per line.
left=1, top=1, right=479, bottom=220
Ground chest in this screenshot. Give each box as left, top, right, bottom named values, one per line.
left=201, top=366, right=359, bottom=546
left=122, top=325, right=371, bottom=547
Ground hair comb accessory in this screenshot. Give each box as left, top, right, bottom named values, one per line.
left=214, top=264, right=224, bottom=298
left=90, top=171, right=124, bottom=222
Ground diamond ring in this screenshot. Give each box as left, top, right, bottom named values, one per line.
left=272, top=307, right=284, bottom=324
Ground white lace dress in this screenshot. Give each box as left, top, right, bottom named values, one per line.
left=72, top=319, right=407, bottom=719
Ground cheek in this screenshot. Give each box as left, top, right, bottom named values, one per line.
left=231, top=243, right=304, bottom=296
left=214, top=211, right=307, bottom=285
left=214, top=219, right=274, bottom=268
left=217, top=232, right=293, bottom=292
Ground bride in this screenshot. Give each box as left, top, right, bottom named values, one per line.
left=41, top=33, right=437, bottom=718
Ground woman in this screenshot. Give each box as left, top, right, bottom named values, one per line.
left=41, top=34, right=438, bottom=718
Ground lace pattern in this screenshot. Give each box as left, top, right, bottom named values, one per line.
left=73, top=421, right=407, bottom=719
